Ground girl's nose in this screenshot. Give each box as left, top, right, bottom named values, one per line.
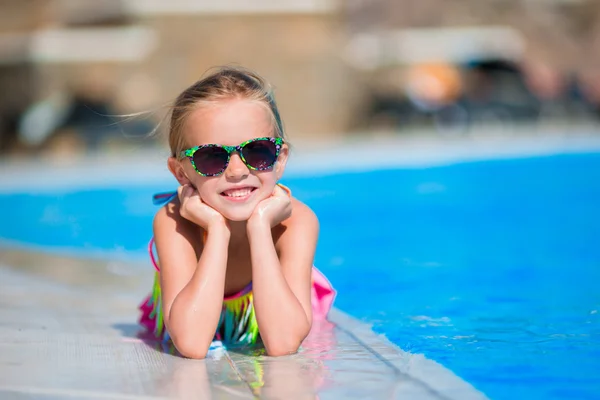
left=225, top=153, right=249, bottom=179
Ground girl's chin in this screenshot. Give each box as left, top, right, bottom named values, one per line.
left=216, top=206, right=255, bottom=223
left=213, top=191, right=269, bottom=222
left=223, top=213, right=253, bottom=223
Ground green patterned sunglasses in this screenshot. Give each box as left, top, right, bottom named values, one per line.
left=179, top=137, right=284, bottom=177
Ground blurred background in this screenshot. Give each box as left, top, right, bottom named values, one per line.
left=2, top=0, right=600, bottom=158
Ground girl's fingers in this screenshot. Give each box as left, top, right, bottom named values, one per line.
left=189, top=187, right=200, bottom=198
left=273, top=185, right=287, bottom=198
left=178, top=184, right=192, bottom=201
left=177, top=185, right=185, bottom=201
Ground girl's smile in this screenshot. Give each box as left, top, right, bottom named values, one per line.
left=219, top=186, right=258, bottom=202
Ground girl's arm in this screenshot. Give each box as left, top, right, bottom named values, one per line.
left=248, top=200, right=318, bottom=356
left=153, top=201, right=230, bottom=359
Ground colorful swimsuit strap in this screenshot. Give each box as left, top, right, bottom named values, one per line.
left=153, top=191, right=178, bottom=206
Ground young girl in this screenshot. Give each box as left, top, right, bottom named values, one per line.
left=138, top=67, right=336, bottom=359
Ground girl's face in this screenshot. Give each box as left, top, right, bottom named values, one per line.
left=171, top=99, right=288, bottom=222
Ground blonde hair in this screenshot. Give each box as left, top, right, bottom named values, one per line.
left=169, top=66, right=285, bottom=158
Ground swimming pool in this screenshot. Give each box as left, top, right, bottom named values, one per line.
left=3, top=151, right=600, bottom=400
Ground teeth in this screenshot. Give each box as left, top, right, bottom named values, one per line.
left=223, top=188, right=253, bottom=197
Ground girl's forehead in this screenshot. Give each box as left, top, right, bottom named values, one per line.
left=184, top=99, right=273, bottom=145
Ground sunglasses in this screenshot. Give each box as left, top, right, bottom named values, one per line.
left=179, top=137, right=284, bottom=176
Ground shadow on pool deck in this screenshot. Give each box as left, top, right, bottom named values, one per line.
left=0, top=249, right=488, bottom=399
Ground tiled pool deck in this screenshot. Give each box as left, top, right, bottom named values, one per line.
left=2, top=129, right=600, bottom=399
left=0, top=250, right=486, bottom=399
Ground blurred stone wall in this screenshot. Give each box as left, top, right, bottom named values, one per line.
left=345, top=0, right=600, bottom=74
left=0, top=0, right=359, bottom=154
left=138, top=12, right=355, bottom=139
left=2, top=0, right=600, bottom=153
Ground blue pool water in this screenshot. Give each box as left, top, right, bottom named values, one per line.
left=3, top=152, right=600, bottom=400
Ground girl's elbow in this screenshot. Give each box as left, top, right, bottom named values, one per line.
left=265, top=344, right=299, bottom=357
left=176, top=342, right=209, bottom=359
left=172, top=335, right=211, bottom=359
left=264, top=320, right=311, bottom=356
left=263, top=337, right=303, bottom=357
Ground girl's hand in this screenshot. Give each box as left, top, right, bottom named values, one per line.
left=248, top=185, right=292, bottom=229
left=178, top=184, right=228, bottom=231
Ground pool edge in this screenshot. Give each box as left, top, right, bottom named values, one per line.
left=328, top=308, right=489, bottom=400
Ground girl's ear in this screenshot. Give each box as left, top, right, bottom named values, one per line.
left=274, top=143, right=289, bottom=180
left=168, top=157, right=191, bottom=185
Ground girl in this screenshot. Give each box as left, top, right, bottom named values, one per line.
left=138, top=67, right=336, bottom=359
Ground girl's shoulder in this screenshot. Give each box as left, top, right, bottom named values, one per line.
left=151, top=191, right=182, bottom=230
left=152, top=195, right=205, bottom=248
left=276, top=183, right=318, bottom=225
left=274, top=196, right=319, bottom=248
left=153, top=194, right=181, bottom=227
left=289, top=197, right=318, bottom=222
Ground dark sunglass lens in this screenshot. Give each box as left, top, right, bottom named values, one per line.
left=192, top=146, right=229, bottom=175
left=242, top=140, right=278, bottom=169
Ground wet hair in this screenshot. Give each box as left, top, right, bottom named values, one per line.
left=168, top=66, right=285, bottom=158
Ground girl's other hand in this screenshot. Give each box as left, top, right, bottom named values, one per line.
left=248, top=185, right=292, bottom=229
left=178, top=184, right=228, bottom=231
